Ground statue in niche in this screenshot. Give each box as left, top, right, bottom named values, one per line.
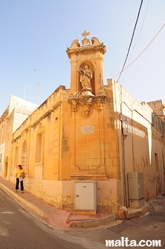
left=79, top=64, right=93, bottom=90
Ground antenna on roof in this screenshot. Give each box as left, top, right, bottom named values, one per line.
left=37, top=84, right=43, bottom=104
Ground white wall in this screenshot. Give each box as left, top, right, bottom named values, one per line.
left=8, top=95, right=38, bottom=133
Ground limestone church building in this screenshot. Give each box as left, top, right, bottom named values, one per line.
left=0, top=32, right=165, bottom=215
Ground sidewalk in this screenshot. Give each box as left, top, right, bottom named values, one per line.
left=0, top=177, right=116, bottom=229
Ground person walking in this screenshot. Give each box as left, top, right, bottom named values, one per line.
left=15, top=165, right=25, bottom=193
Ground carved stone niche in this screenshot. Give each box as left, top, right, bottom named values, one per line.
left=67, top=32, right=106, bottom=92
left=67, top=32, right=107, bottom=116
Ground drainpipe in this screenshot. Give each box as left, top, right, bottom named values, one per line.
left=119, top=85, right=128, bottom=208
left=121, top=120, right=128, bottom=208
left=113, top=80, right=128, bottom=209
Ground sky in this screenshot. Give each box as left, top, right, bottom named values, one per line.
left=0, top=0, right=165, bottom=116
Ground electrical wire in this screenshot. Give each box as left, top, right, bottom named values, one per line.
left=113, top=23, right=165, bottom=79
left=116, top=0, right=144, bottom=82
left=125, top=0, right=150, bottom=72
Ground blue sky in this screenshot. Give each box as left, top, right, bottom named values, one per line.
left=0, top=0, right=165, bottom=116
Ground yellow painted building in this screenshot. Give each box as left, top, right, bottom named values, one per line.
left=0, top=33, right=165, bottom=215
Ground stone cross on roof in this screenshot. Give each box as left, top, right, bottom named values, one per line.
left=81, top=30, right=90, bottom=46
left=81, top=30, right=90, bottom=38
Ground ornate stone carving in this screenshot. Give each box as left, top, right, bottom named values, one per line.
left=81, top=30, right=90, bottom=37
left=70, top=39, right=80, bottom=49
left=66, top=31, right=106, bottom=58
left=68, top=89, right=106, bottom=117
left=91, top=37, right=102, bottom=46
left=81, top=30, right=90, bottom=46
left=67, top=31, right=106, bottom=116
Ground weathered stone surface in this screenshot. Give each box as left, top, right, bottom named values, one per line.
left=0, top=33, right=165, bottom=217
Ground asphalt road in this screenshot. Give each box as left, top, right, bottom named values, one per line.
left=1, top=187, right=165, bottom=249
left=0, top=189, right=97, bottom=249
left=64, top=195, right=165, bottom=248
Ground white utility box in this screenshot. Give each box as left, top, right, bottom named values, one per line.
left=128, top=172, right=144, bottom=208
left=74, top=181, right=97, bottom=213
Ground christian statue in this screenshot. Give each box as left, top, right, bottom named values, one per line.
left=79, top=64, right=93, bottom=90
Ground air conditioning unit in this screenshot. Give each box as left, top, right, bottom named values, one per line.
left=128, top=172, right=144, bottom=208
left=74, top=181, right=97, bottom=213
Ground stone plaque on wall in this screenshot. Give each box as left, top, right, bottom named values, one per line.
left=81, top=125, right=94, bottom=134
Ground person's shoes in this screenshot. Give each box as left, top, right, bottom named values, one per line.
left=15, top=190, right=17, bottom=192
left=21, top=191, right=24, bottom=194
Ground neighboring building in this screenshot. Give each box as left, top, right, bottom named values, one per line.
left=147, top=99, right=165, bottom=122
left=1, top=33, right=165, bottom=215
left=0, top=95, right=38, bottom=178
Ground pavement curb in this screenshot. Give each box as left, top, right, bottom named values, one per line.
left=0, top=181, right=117, bottom=229
left=0, top=179, right=152, bottom=229
left=0, top=183, right=47, bottom=221
left=127, top=203, right=150, bottom=219
left=69, top=214, right=116, bottom=228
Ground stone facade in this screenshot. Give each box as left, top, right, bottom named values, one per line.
left=0, top=33, right=165, bottom=215
left=147, top=99, right=165, bottom=122
left=110, top=80, right=165, bottom=205
left=0, top=96, right=38, bottom=178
